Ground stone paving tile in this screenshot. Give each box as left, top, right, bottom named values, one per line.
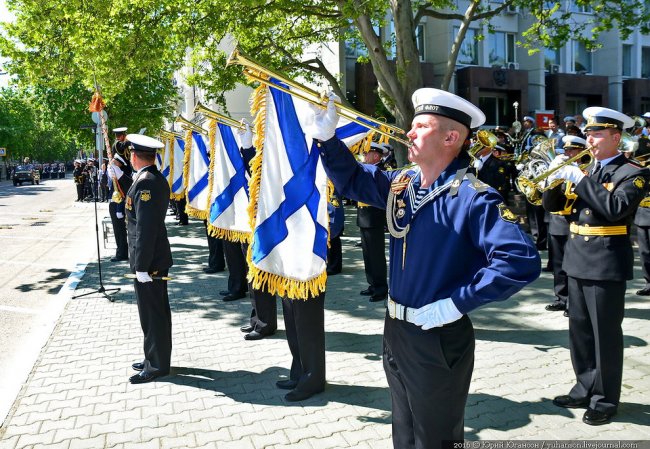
left=1, top=214, right=649, bottom=448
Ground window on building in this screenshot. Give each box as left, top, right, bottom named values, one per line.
left=488, top=32, right=516, bottom=67
left=388, top=22, right=425, bottom=61
left=568, top=0, right=592, bottom=12
left=622, top=44, right=633, bottom=77
left=642, top=47, right=650, bottom=78
left=479, top=94, right=508, bottom=128
left=573, top=41, right=592, bottom=73
left=544, top=48, right=561, bottom=71
left=456, top=27, right=478, bottom=65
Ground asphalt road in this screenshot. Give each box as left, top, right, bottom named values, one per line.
left=0, top=175, right=106, bottom=425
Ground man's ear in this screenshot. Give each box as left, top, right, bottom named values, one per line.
left=445, top=130, right=461, bottom=145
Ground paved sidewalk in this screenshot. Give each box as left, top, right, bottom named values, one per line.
left=1, top=208, right=649, bottom=448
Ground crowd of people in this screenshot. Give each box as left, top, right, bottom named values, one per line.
left=88, top=90, right=650, bottom=448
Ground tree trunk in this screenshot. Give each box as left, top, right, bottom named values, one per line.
left=441, top=0, right=480, bottom=91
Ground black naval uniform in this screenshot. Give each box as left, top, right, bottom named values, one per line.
left=543, top=154, right=649, bottom=416
left=126, top=164, right=174, bottom=376
left=547, top=211, right=570, bottom=309
left=73, top=165, right=84, bottom=201
left=476, top=154, right=511, bottom=204
left=357, top=200, right=388, bottom=300
left=634, top=194, right=650, bottom=293
left=109, top=160, right=133, bottom=261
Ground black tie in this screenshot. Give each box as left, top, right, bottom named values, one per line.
left=592, top=162, right=602, bottom=182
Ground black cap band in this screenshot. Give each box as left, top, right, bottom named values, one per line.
left=414, top=104, right=472, bottom=129
left=584, top=116, right=623, bottom=131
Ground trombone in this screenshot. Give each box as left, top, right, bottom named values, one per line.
left=194, top=102, right=247, bottom=131
left=468, top=130, right=498, bottom=160
left=227, top=47, right=411, bottom=147
left=175, top=115, right=207, bottom=135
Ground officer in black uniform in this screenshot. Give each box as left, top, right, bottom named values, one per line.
left=544, top=136, right=588, bottom=314
left=357, top=142, right=389, bottom=302
left=326, top=186, right=344, bottom=275
left=125, top=134, right=174, bottom=384
left=634, top=186, right=650, bottom=295
left=108, top=152, right=133, bottom=262
left=474, top=144, right=512, bottom=204
left=543, top=107, right=650, bottom=425
left=73, top=160, right=84, bottom=201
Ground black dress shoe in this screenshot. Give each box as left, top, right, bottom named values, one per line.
left=285, top=388, right=324, bottom=402
left=583, top=408, right=615, bottom=425
left=326, top=269, right=341, bottom=276
left=552, top=395, right=590, bottom=408
left=219, top=290, right=231, bottom=296
left=222, top=292, right=246, bottom=302
left=636, top=287, right=650, bottom=296
left=360, top=288, right=374, bottom=296
left=545, top=302, right=566, bottom=312
left=276, top=379, right=298, bottom=390
left=369, top=294, right=387, bottom=303
left=240, top=324, right=254, bottom=333
left=129, top=370, right=168, bottom=384
left=203, top=267, right=224, bottom=274
left=244, top=330, right=275, bottom=340
left=541, top=266, right=553, bottom=272
left=131, top=362, right=144, bottom=371
left=564, top=310, right=569, bottom=317
left=111, top=256, right=128, bottom=262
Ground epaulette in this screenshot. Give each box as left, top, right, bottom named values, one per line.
left=449, top=168, right=488, bottom=196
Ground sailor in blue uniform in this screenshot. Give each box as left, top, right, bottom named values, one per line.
left=309, top=88, right=541, bottom=448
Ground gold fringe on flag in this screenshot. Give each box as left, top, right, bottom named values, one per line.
left=206, top=224, right=251, bottom=243
left=181, top=127, right=208, bottom=220
left=244, top=82, right=327, bottom=300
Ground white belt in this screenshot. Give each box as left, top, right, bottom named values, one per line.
left=387, top=297, right=417, bottom=323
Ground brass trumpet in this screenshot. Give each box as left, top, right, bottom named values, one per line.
left=175, top=115, right=207, bottom=135
left=516, top=147, right=593, bottom=206
left=194, top=102, right=247, bottom=131
left=227, top=47, right=411, bottom=147
left=468, top=130, right=498, bottom=160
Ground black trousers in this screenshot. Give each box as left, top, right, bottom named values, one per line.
left=248, top=289, right=278, bottom=335
left=281, top=292, right=325, bottom=394
left=326, top=234, right=342, bottom=274
left=360, top=226, right=388, bottom=296
left=525, top=202, right=548, bottom=250
left=109, top=201, right=128, bottom=259
left=176, top=198, right=188, bottom=224
left=548, top=233, right=568, bottom=307
left=637, top=225, right=650, bottom=286
left=204, top=221, right=225, bottom=270
left=567, top=277, right=625, bottom=415
left=223, top=240, right=248, bottom=295
left=76, top=184, right=84, bottom=201
left=383, top=314, right=474, bottom=449
left=134, top=271, right=172, bottom=374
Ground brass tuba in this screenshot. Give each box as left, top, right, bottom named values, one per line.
left=468, top=130, right=498, bottom=160
left=515, top=139, right=593, bottom=205
left=227, top=47, right=411, bottom=147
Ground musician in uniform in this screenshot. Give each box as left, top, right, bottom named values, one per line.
left=634, top=185, right=650, bottom=296
left=357, top=142, right=389, bottom=302
left=310, top=88, right=540, bottom=447
left=543, top=107, right=650, bottom=425
left=544, top=136, right=588, bottom=314
left=126, top=134, right=174, bottom=384
left=326, top=186, right=344, bottom=275
left=73, top=160, right=84, bottom=201
left=108, top=152, right=133, bottom=262
left=473, top=143, right=512, bottom=205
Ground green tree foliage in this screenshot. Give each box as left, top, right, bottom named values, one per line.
left=2, top=0, right=650, bottom=159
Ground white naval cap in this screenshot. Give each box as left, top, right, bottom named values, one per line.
left=127, top=134, right=164, bottom=153
left=583, top=107, right=635, bottom=131
left=369, top=142, right=391, bottom=155
left=113, top=153, right=127, bottom=165
left=412, top=88, right=485, bottom=129
left=523, top=115, right=535, bottom=123
left=643, top=112, right=650, bottom=119
left=563, top=116, right=576, bottom=123
left=562, top=135, right=587, bottom=149
left=113, top=127, right=128, bottom=133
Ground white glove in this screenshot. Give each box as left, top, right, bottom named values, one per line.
left=515, top=163, right=525, bottom=171
left=111, top=163, right=123, bottom=180
left=411, top=298, right=463, bottom=330
left=472, top=158, right=483, bottom=171
left=309, top=93, right=340, bottom=142
left=107, top=164, right=115, bottom=179
left=238, top=122, right=253, bottom=148
left=135, top=271, right=153, bottom=283
left=547, top=163, right=585, bottom=185
left=547, top=154, right=568, bottom=172
left=116, top=212, right=124, bottom=219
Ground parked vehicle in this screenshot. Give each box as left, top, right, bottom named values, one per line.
left=13, top=164, right=40, bottom=186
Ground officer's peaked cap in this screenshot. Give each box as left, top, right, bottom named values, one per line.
left=127, top=134, right=164, bottom=153
left=562, top=135, right=587, bottom=149
left=113, top=127, right=128, bottom=134
left=583, top=107, right=635, bottom=131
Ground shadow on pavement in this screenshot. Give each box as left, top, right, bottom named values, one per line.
left=15, top=267, right=72, bottom=294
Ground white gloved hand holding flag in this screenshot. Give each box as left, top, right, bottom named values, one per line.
left=309, top=93, right=340, bottom=142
